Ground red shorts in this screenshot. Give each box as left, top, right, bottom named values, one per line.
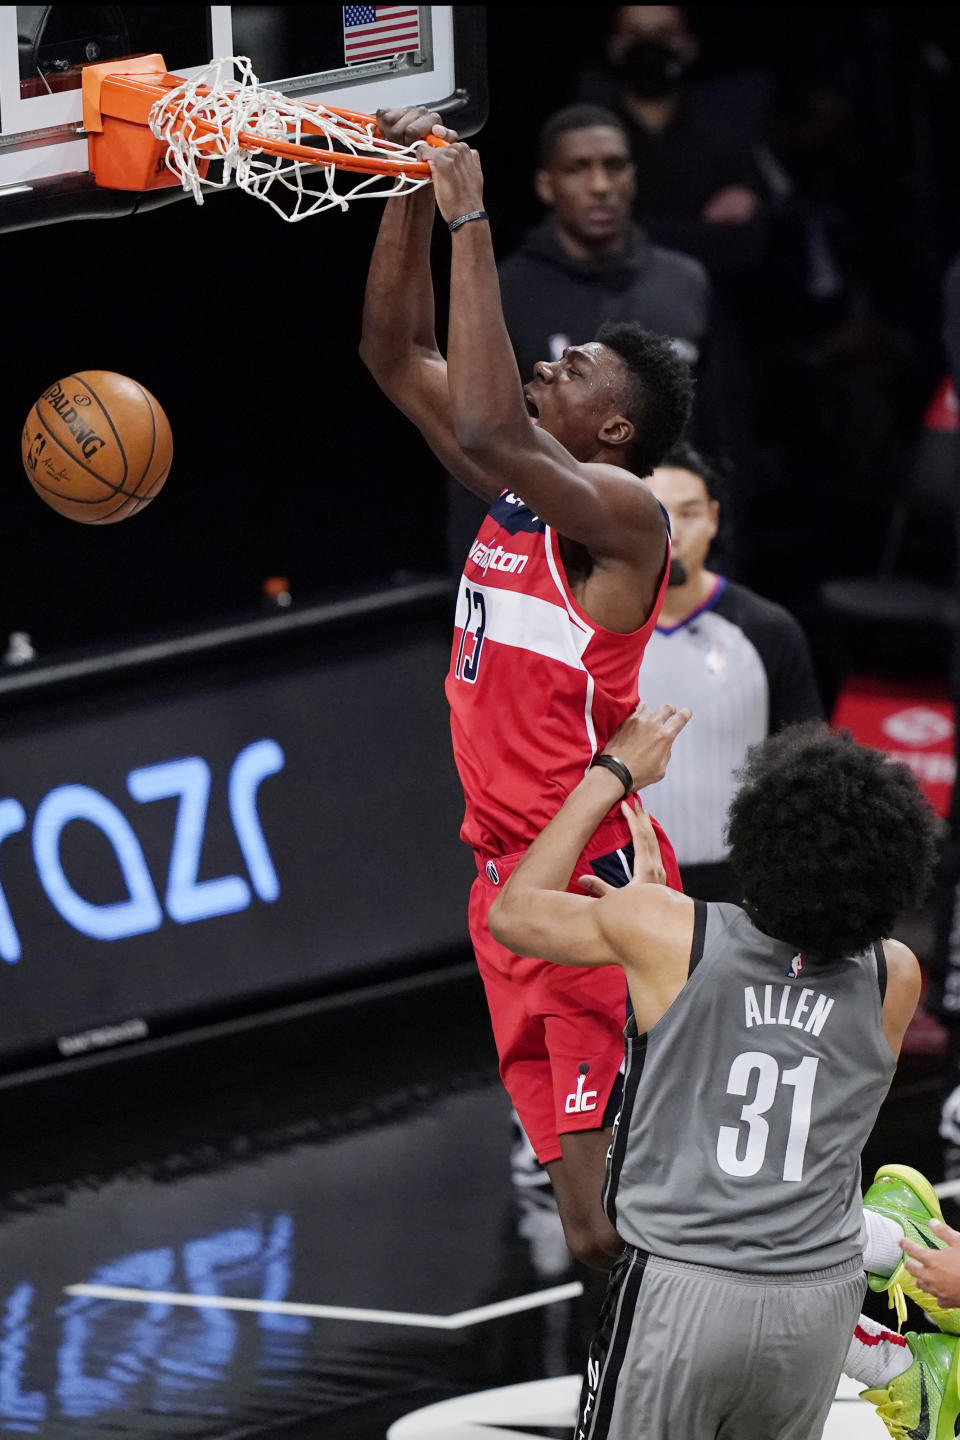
left=470, top=815, right=681, bottom=1165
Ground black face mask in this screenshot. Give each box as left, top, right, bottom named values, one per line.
left=618, top=39, right=687, bottom=99
left=667, top=556, right=688, bottom=587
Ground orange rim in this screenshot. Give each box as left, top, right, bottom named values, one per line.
left=86, top=66, right=448, bottom=186
left=147, top=78, right=445, bottom=179
left=181, top=111, right=434, bottom=179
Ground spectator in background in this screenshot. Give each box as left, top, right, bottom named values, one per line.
left=570, top=7, right=763, bottom=486
left=638, top=442, right=823, bottom=901
left=449, top=103, right=715, bottom=570
left=498, top=105, right=710, bottom=381
left=577, top=5, right=765, bottom=279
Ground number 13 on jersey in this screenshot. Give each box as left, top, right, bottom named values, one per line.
left=454, top=585, right=487, bottom=684
left=717, top=1051, right=819, bottom=1183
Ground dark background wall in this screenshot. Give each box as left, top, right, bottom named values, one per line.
left=1, top=4, right=959, bottom=656
left=0, top=590, right=475, bottom=1074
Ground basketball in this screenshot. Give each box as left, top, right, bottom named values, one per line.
left=20, top=370, right=172, bottom=524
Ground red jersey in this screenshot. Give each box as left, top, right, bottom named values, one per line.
left=445, top=490, right=669, bottom=859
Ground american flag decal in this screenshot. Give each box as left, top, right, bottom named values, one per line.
left=343, top=6, right=421, bottom=65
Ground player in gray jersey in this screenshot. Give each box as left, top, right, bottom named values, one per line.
left=490, top=711, right=941, bottom=1439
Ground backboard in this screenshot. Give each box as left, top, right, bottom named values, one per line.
left=0, top=5, right=486, bottom=232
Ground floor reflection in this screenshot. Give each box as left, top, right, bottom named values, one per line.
left=0, top=971, right=950, bottom=1438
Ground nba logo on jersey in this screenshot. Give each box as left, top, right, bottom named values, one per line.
left=705, top=644, right=727, bottom=678
left=788, top=953, right=805, bottom=978
left=485, top=860, right=500, bottom=885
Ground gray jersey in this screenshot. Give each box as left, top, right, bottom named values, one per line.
left=639, top=581, right=823, bottom=865
left=640, top=607, right=769, bottom=863
left=604, top=902, right=896, bottom=1273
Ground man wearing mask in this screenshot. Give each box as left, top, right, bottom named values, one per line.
left=580, top=5, right=764, bottom=279
left=571, top=6, right=762, bottom=491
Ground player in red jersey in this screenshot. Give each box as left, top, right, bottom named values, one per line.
left=361, top=110, right=694, bottom=1269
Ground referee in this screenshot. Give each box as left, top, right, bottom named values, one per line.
left=639, top=442, right=823, bottom=900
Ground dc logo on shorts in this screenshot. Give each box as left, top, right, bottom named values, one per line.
left=565, top=1062, right=598, bottom=1115
left=485, top=861, right=500, bottom=885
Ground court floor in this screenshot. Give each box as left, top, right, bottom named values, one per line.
left=0, top=965, right=950, bottom=1439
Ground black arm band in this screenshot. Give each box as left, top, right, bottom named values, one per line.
left=448, top=209, right=489, bottom=232
left=589, top=754, right=634, bottom=798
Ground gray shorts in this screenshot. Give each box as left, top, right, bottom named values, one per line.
left=573, top=1247, right=867, bottom=1440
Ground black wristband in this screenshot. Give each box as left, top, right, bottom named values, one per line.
left=590, top=754, right=634, bottom=799
left=448, top=208, right=489, bottom=232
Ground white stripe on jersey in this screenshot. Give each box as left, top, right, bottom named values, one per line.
left=581, top=671, right=598, bottom=770
left=542, top=527, right=595, bottom=640
left=454, top=575, right=592, bottom=669
left=542, top=528, right=600, bottom=764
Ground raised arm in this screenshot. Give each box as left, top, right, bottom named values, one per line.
left=488, top=705, right=693, bottom=1029
left=360, top=176, right=441, bottom=377
left=425, top=142, right=674, bottom=564
left=359, top=109, right=501, bottom=504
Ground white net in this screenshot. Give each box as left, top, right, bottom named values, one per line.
left=148, top=57, right=434, bottom=222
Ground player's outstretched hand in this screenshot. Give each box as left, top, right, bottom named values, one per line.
left=423, top=142, right=484, bottom=224
left=603, top=702, right=692, bottom=792
left=579, top=805, right=666, bottom=898
left=376, top=106, right=457, bottom=147
left=577, top=704, right=689, bottom=898
left=901, top=1219, right=960, bottom=1307
left=623, top=805, right=668, bottom=886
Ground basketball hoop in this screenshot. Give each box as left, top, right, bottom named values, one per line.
left=82, top=56, right=446, bottom=222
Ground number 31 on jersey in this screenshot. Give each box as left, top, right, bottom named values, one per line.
left=717, top=1050, right=819, bottom=1183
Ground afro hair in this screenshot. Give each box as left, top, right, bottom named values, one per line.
left=726, top=722, right=937, bottom=962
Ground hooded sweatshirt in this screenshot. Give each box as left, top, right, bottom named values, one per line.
left=497, top=218, right=711, bottom=383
